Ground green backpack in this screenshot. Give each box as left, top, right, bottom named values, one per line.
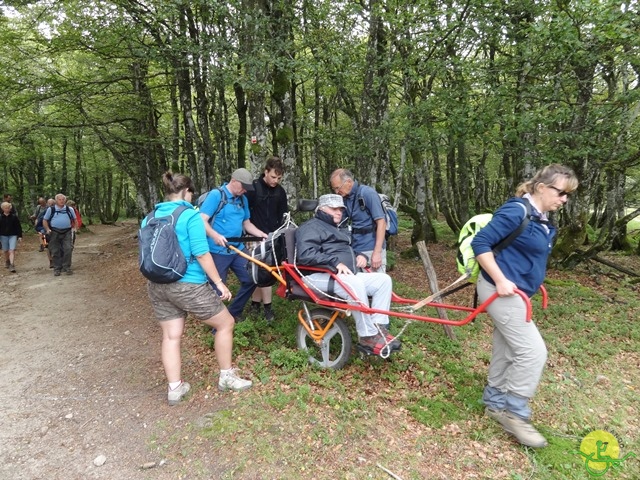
left=456, top=199, right=532, bottom=282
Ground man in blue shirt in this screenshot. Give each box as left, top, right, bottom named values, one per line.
left=330, top=169, right=387, bottom=272
left=200, top=168, right=268, bottom=322
left=43, top=193, right=78, bottom=276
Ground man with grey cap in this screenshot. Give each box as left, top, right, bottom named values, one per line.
left=200, top=168, right=268, bottom=322
left=294, top=194, right=401, bottom=356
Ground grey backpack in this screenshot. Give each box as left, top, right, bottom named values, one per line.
left=138, top=205, right=190, bottom=283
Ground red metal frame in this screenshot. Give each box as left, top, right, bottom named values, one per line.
left=230, top=244, right=548, bottom=328
left=274, top=262, right=546, bottom=326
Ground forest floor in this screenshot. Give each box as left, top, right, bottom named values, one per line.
left=0, top=222, right=191, bottom=480
left=1, top=222, right=638, bottom=479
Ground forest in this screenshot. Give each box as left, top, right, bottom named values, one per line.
left=0, top=0, right=639, bottom=263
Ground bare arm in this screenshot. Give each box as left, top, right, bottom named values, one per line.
left=242, top=219, right=268, bottom=239
left=370, top=217, right=387, bottom=269
left=200, top=212, right=227, bottom=247
left=194, top=252, right=232, bottom=300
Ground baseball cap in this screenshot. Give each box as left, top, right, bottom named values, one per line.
left=231, top=168, right=254, bottom=191
left=317, top=194, right=345, bottom=209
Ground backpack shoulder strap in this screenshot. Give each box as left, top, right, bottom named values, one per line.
left=492, top=198, right=532, bottom=256
left=208, top=187, right=227, bottom=224
left=171, top=205, right=190, bottom=222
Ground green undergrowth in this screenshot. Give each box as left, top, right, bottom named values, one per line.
left=170, top=257, right=640, bottom=479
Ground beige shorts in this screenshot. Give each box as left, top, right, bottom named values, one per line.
left=147, top=281, right=226, bottom=321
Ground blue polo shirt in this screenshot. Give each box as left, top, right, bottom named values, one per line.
left=200, top=183, right=250, bottom=255
left=343, top=181, right=386, bottom=252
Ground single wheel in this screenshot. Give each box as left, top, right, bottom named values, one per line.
left=295, top=308, right=352, bottom=369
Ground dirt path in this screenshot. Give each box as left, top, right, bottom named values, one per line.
left=0, top=224, right=200, bottom=480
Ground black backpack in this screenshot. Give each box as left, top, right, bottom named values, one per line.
left=138, top=205, right=190, bottom=283
left=246, top=230, right=288, bottom=287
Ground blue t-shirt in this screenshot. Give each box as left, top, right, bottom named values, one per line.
left=200, top=183, right=250, bottom=255
left=343, top=181, right=386, bottom=252
left=43, top=205, right=77, bottom=229
left=141, top=200, right=209, bottom=284
left=471, top=197, right=556, bottom=297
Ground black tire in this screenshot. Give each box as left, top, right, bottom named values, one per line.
left=295, top=308, right=352, bottom=370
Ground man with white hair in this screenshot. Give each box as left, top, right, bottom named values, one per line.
left=43, top=193, right=78, bottom=276
left=294, top=194, right=401, bottom=356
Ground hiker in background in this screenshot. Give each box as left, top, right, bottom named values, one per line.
left=330, top=169, right=387, bottom=272
left=295, top=194, right=401, bottom=356
left=199, top=168, right=268, bottom=323
left=246, top=156, right=289, bottom=322
left=66, top=199, right=83, bottom=245
left=2, top=194, right=18, bottom=216
left=471, top=164, right=578, bottom=448
left=31, top=198, right=47, bottom=224
left=36, top=199, right=55, bottom=267
left=0, top=201, right=22, bottom=273
left=43, top=193, right=77, bottom=276
left=31, top=197, right=48, bottom=252
left=144, top=171, right=252, bottom=405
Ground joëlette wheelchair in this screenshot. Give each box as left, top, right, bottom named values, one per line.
left=226, top=200, right=547, bottom=370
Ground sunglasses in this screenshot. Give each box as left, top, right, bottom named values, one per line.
left=548, top=185, right=571, bottom=198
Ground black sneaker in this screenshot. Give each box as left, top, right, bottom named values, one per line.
left=264, top=308, right=274, bottom=323
left=39, top=245, right=45, bottom=252
left=54, top=270, right=61, bottom=276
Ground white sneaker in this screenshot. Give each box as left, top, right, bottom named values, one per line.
left=167, top=381, right=191, bottom=406
left=218, top=369, right=252, bottom=392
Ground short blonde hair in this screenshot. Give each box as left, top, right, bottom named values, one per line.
left=1, top=202, right=11, bottom=210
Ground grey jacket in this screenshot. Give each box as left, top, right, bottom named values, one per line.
left=294, top=211, right=361, bottom=273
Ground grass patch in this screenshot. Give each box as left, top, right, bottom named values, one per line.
left=168, top=245, right=640, bottom=479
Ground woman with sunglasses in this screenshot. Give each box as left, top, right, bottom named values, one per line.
left=144, top=171, right=252, bottom=406
left=471, top=164, right=578, bottom=448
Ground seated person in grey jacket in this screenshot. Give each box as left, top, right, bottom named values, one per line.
left=294, top=194, right=401, bottom=356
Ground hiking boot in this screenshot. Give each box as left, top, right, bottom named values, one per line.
left=249, top=301, right=261, bottom=317
left=39, top=245, right=45, bottom=252
left=9, top=264, right=16, bottom=273
left=486, top=408, right=548, bottom=448
left=54, top=270, right=61, bottom=276
left=167, top=381, right=191, bottom=406
left=65, top=269, right=73, bottom=275
left=218, top=369, right=252, bottom=392
left=264, top=307, right=275, bottom=323
left=376, top=324, right=402, bottom=351
left=49, top=260, right=54, bottom=268
left=358, top=333, right=398, bottom=356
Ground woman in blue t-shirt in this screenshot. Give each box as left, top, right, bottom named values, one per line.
left=472, top=164, right=578, bottom=448
left=145, top=172, right=253, bottom=406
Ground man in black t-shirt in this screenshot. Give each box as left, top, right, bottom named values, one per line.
left=245, top=157, right=288, bottom=322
